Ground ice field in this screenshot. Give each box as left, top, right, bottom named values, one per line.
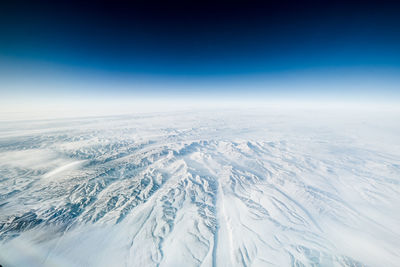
left=0, top=108, right=399, bottom=266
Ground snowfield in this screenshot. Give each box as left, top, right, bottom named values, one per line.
left=0, top=108, right=399, bottom=266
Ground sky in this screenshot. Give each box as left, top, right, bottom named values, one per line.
left=0, top=0, right=400, bottom=113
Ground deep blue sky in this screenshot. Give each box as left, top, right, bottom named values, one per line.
left=1, top=0, right=400, bottom=104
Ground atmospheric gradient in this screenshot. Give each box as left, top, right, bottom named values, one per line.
left=0, top=1, right=399, bottom=267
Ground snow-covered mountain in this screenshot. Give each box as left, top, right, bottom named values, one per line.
left=0, top=108, right=399, bottom=266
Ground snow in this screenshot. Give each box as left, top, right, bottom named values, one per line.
left=0, top=108, right=399, bottom=266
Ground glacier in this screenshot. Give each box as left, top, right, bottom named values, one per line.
left=0, top=108, right=399, bottom=267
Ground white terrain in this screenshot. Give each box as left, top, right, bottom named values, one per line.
left=0, top=107, right=399, bottom=267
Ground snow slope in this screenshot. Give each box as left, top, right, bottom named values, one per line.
left=0, top=108, right=399, bottom=266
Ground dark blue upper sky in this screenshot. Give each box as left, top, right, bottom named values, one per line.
left=1, top=0, right=400, bottom=102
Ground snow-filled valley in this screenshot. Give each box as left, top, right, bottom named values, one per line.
left=0, top=108, right=399, bottom=267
